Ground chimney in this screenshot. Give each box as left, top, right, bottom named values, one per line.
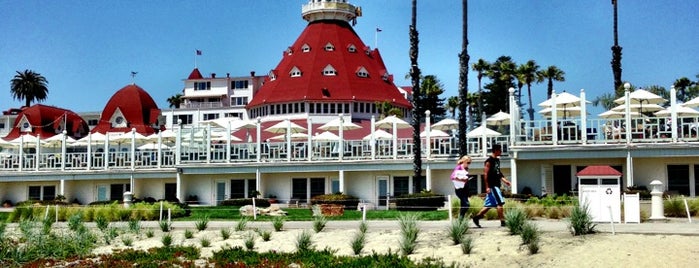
left=250, top=71, right=255, bottom=77
left=211, top=73, right=216, bottom=78
left=226, top=73, right=230, bottom=78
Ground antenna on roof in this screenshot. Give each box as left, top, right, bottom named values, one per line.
left=130, top=71, right=138, bottom=85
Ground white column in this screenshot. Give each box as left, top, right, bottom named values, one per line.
left=392, top=118, right=398, bottom=159
left=176, top=170, right=182, bottom=202
left=551, top=90, right=558, bottom=145
left=103, top=133, right=109, bottom=170
left=256, top=168, right=262, bottom=193
left=624, top=83, right=632, bottom=144
left=60, top=179, right=65, bottom=196
left=86, top=133, right=92, bottom=170
left=131, top=128, right=136, bottom=170
left=339, top=169, right=345, bottom=193
left=626, top=151, right=634, bottom=187
left=508, top=87, right=516, bottom=147
left=175, top=119, right=182, bottom=165
left=509, top=158, right=517, bottom=194
left=339, top=114, right=344, bottom=161
left=206, top=125, right=211, bottom=164
left=156, top=131, right=163, bottom=168
left=370, top=115, right=376, bottom=160
left=580, top=89, right=588, bottom=144
left=226, top=121, right=232, bottom=163
left=481, top=112, right=487, bottom=158
left=425, top=164, right=432, bottom=191
left=307, top=117, right=313, bottom=161
left=256, top=117, right=262, bottom=162
left=425, top=110, right=431, bottom=159
left=670, top=85, right=678, bottom=142
left=286, top=120, right=292, bottom=162
left=35, top=134, right=40, bottom=171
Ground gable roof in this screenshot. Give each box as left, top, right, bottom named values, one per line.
left=2, top=104, right=89, bottom=140
left=247, top=20, right=411, bottom=109
left=90, top=84, right=161, bottom=135
left=576, top=165, right=623, bottom=177
left=187, top=68, right=204, bottom=79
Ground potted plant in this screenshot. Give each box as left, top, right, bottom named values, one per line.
left=267, top=194, right=278, bottom=204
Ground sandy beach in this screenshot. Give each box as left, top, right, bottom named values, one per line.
left=84, top=219, right=699, bottom=267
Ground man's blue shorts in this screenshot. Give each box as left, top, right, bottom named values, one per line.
left=484, top=186, right=505, bottom=207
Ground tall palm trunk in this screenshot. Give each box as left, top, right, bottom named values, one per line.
left=457, top=0, right=469, bottom=155
left=611, top=0, right=623, bottom=95
left=409, top=0, right=422, bottom=180
left=526, top=84, right=534, bottom=122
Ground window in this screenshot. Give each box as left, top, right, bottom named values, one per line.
left=290, top=66, right=302, bottom=77
left=203, top=113, right=219, bottom=121
left=322, top=65, right=336, bottom=76
left=393, top=176, right=410, bottom=197
left=230, top=180, right=245, bottom=199
left=110, top=183, right=131, bottom=201
left=413, top=175, right=426, bottom=193
left=224, top=112, right=243, bottom=119
left=331, top=178, right=340, bottom=194
left=88, top=119, right=98, bottom=126
left=231, top=97, right=249, bottom=106
left=347, top=44, right=357, bottom=53
left=28, top=186, right=41, bottom=200
left=177, top=114, right=193, bottom=125
left=232, top=80, right=249, bottom=89
left=268, top=70, right=277, bottom=81
left=310, top=178, right=325, bottom=198
left=356, top=66, right=369, bottom=78
left=194, top=81, right=211, bottom=90
left=324, top=42, right=335, bottom=51
left=292, top=178, right=307, bottom=202
left=0, top=123, right=5, bottom=129
left=164, top=183, right=177, bottom=202
left=301, top=44, right=311, bottom=52
left=668, top=165, right=690, bottom=196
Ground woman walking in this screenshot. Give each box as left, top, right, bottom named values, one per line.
left=451, top=155, right=472, bottom=219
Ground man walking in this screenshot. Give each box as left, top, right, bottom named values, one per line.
left=472, top=144, right=511, bottom=227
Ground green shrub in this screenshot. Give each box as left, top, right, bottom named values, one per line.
left=162, top=234, right=173, bottom=247
left=236, top=217, right=249, bottom=231
left=244, top=232, right=255, bottom=251
left=295, top=230, right=313, bottom=252
left=460, top=235, right=474, bottom=255
left=519, top=221, right=539, bottom=245
left=504, top=208, right=527, bottom=235
left=310, top=193, right=360, bottom=208
left=195, top=215, right=209, bottom=231
left=398, top=213, right=419, bottom=255
left=128, top=218, right=140, bottom=233
left=569, top=203, right=596, bottom=236
left=200, top=237, right=211, bottom=247
left=272, top=216, right=285, bottom=231
left=221, top=228, right=231, bottom=240
left=350, top=231, right=365, bottom=255
left=145, top=229, right=154, bottom=238
left=358, top=221, right=368, bottom=234
left=184, top=229, right=194, bottom=239
left=447, top=218, right=469, bottom=245
left=313, top=215, right=327, bottom=233
left=95, top=215, right=109, bottom=231
left=121, top=235, right=134, bottom=247
left=664, top=196, right=688, bottom=217
left=396, top=191, right=445, bottom=211
left=258, top=229, right=271, bottom=241
left=159, top=221, right=172, bottom=232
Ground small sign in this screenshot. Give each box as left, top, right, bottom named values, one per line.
left=605, top=188, right=613, bottom=195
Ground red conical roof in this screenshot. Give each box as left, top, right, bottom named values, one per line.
left=247, top=20, right=411, bottom=109
left=187, top=68, right=203, bottom=79
left=91, top=84, right=160, bottom=135
left=2, top=104, right=89, bottom=140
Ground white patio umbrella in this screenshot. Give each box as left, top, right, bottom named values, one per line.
left=265, top=120, right=307, bottom=134
left=598, top=110, right=643, bottom=119
left=362, top=129, right=392, bottom=140
left=653, top=106, right=699, bottom=117
left=431, top=118, right=459, bottom=131
left=538, top=91, right=585, bottom=107
left=420, top=129, right=450, bottom=138
left=9, top=134, right=42, bottom=147
left=682, top=96, right=699, bottom=108
left=201, top=118, right=257, bottom=131
left=486, top=111, right=511, bottom=126
left=539, top=106, right=584, bottom=118
left=614, top=88, right=667, bottom=105
left=43, top=133, right=77, bottom=149
left=318, top=118, right=362, bottom=131
left=312, top=131, right=340, bottom=141
left=466, top=125, right=502, bottom=138
left=374, top=115, right=411, bottom=130
left=270, top=132, right=308, bottom=141
left=611, top=103, right=664, bottom=113
left=138, top=143, right=171, bottom=150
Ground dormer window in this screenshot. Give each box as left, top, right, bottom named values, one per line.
left=382, top=73, right=390, bottom=81
left=110, top=108, right=128, bottom=128
left=322, top=65, right=337, bottom=76
left=347, top=44, right=357, bottom=53
left=269, top=70, right=277, bottom=81
left=356, top=66, right=369, bottom=78
left=324, top=42, right=335, bottom=51
left=302, top=44, right=311, bottom=53
left=286, top=47, right=293, bottom=55
left=364, top=46, right=371, bottom=55
left=19, top=116, right=32, bottom=132
left=290, top=66, right=302, bottom=77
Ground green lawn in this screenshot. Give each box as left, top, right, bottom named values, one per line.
left=180, top=206, right=449, bottom=221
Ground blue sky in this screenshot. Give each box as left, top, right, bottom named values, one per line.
left=1, top=0, right=697, bottom=118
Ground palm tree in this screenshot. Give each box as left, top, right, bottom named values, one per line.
left=409, top=0, right=422, bottom=181
left=167, top=94, right=183, bottom=109
left=538, top=66, right=565, bottom=99
left=482, top=56, right=516, bottom=114
left=517, top=60, right=541, bottom=122
left=674, top=77, right=694, bottom=103
left=611, top=0, right=623, bottom=93
left=592, top=92, right=618, bottom=111
left=421, top=75, right=446, bottom=118
left=457, top=0, right=469, bottom=155
left=471, top=58, right=489, bottom=123
left=446, top=96, right=459, bottom=118
left=10, top=69, right=49, bottom=107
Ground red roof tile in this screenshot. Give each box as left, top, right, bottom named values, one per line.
left=2, top=104, right=89, bottom=140
left=91, top=84, right=161, bottom=135
left=576, top=165, right=623, bottom=176
left=187, top=68, right=203, bottom=80
left=247, top=20, right=411, bottom=109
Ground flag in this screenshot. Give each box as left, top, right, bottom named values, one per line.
left=196, top=49, right=202, bottom=55
left=376, top=27, right=382, bottom=32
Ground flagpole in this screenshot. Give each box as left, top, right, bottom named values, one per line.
left=194, top=50, right=197, bottom=68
